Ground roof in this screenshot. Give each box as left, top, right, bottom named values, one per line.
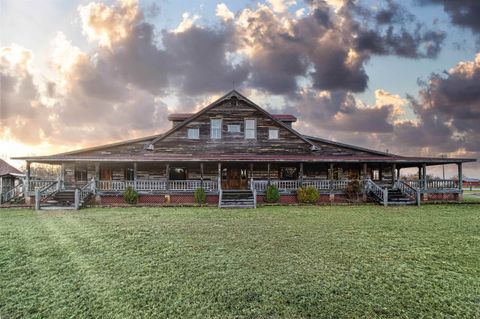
left=168, top=113, right=297, bottom=122
left=0, top=159, right=22, bottom=177
left=10, top=89, right=478, bottom=167
left=10, top=153, right=475, bottom=166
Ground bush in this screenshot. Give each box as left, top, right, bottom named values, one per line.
left=265, top=184, right=280, bottom=203
left=194, top=187, right=206, bottom=205
left=297, top=186, right=319, bottom=204
left=123, top=186, right=139, bottom=204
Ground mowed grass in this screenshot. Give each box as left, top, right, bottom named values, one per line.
left=0, top=205, right=479, bottom=318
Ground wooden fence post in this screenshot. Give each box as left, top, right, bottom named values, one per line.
left=74, top=189, right=80, bottom=210
left=35, top=189, right=40, bottom=211
left=383, top=188, right=388, bottom=207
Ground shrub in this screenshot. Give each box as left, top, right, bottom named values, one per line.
left=123, top=186, right=139, bottom=204
left=265, top=184, right=280, bottom=203
left=194, top=187, right=206, bottom=205
left=297, top=186, right=319, bottom=204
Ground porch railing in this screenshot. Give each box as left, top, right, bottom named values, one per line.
left=28, top=180, right=57, bottom=191
left=395, top=180, right=420, bottom=205
left=97, top=179, right=218, bottom=192
left=405, top=179, right=458, bottom=190
left=1, top=184, right=23, bottom=204
left=251, top=179, right=356, bottom=192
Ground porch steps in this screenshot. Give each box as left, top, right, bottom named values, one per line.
left=220, top=190, right=255, bottom=208
left=39, top=190, right=76, bottom=210
left=367, top=188, right=416, bottom=206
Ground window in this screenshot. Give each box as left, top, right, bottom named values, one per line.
left=170, top=167, right=187, bottom=180
left=227, top=124, right=241, bottom=133
left=74, top=166, right=87, bottom=181
left=211, top=119, right=222, bottom=139
left=280, top=167, right=298, bottom=180
left=269, top=128, right=279, bottom=139
left=245, top=119, right=256, bottom=139
left=187, top=128, right=199, bottom=139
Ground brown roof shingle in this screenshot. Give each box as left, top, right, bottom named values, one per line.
left=0, top=159, right=22, bottom=176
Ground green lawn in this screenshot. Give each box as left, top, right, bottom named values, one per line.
left=1, top=206, right=479, bottom=318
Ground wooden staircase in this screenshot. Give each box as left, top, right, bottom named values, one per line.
left=366, top=179, right=418, bottom=206
left=219, top=190, right=256, bottom=208
left=385, top=188, right=416, bottom=205
left=41, top=189, right=76, bottom=210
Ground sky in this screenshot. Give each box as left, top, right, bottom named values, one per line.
left=1, top=0, right=479, bottom=177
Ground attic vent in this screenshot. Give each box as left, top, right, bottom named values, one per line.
left=100, top=151, right=111, bottom=155
left=145, top=144, right=154, bottom=151
left=310, top=145, right=320, bottom=152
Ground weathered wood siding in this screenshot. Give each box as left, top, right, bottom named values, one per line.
left=153, top=98, right=312, bottom=155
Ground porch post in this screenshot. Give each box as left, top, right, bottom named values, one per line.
left=26, top=161, right=31, bottom=192
left=200, top=163, right=204, bottom=188
left=299, top=163, right=304, bottom=187
left=362, top=163, right=367, bottom=201
left=457, top=162, right=463, bottom=201
left=133, top=162, right=138, bottom=190
left=422, top=163, right=427, bottom=190
left=392, top=163, right=396, bottom=186
left=165, top=163, right=170, bottom=191
left=267, top=163, right=271, bottom=185
left=397, top=167, right=401, bottom=180
left=329, top=163, right=334, bottom=202
left=60, top=163, right=65, bottom=190
left=218, top=162, right=222, bottom=190
left=94, top=163, right=101, bottom=204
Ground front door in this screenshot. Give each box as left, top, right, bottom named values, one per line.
left=223, top=166, right=248, bottom=190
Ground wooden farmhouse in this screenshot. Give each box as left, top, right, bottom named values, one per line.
left=10, top=90, right=476, bottom=209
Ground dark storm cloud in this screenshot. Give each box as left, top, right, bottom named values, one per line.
left=162, top=25, right=250, bottom=95
left=417, top=0, right=480, bottom=34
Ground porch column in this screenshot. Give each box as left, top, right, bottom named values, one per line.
left=422, top=163, right=427, bottom=190
left=379, top=164, right=383, bottom=181
left=267, top=163, right=271, bottom=185
left=60, top=163, right=65, bottom=190
left=362, top=163, right=367, bottom=201
left=165, top=163, right=170, bottom=191
left=133, top=162, right=138, bottom=190
left=397, top=167, right=401, bottom=180
left=94, top=163, right=101, bottom=204
left=299, top=163, right=304, bottom=187
left=457, top=163, right=463, bottom=200
left=200, top=163, right=204, bottom=188
left=25, top=161, right=31, bottom=192
left=217, top=162, right=222, bottom=190
left=392, top=163, right=396, bottom=186
left=329, top=163, right=334, bottom=202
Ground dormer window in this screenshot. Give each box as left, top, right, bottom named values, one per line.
left=268, top=128, right=279, bottom=139
left=187, top=128, right=199, bottom=139
left=211, top=119, right=222, bottom=139
left=245, top=119, right=256, bottom=139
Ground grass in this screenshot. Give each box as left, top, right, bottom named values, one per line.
left=0, top=205, right=479, bottom=318
left=463, top=190, right=480, bottom=203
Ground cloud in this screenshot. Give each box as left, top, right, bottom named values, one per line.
left=417, top=0, right=480, bottom=34
left=267, top=0, right=297, bottom=13
left=216, top=3, right=234, bottom=22
left=78, top=0, right=140, bottom=48
left=0, top=45, right=50, bottom=144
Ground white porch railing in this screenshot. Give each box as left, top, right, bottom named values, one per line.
left=28, top=180, right=57, bottom=191
left=97, top=179, right=218, bottom=192
left=405, top=179, right=458, bottom=190
left=251, top=179, right=355, bottom=192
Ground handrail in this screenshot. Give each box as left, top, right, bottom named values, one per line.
left=395, top=180, right=420, bottom=206
left=1, top=184, right=23, bottom=204
left=365, top=179, right=387, bottom=206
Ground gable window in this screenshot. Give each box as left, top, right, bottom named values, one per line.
left=268, top=128, right=279, bottom=139
left=227, top=124, right=241, bottom=133
left=187, top=128, right=199, bottom=139
left=211, top=119, right=222, bottom=139
left=245, top=119, right=256, bottom=139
